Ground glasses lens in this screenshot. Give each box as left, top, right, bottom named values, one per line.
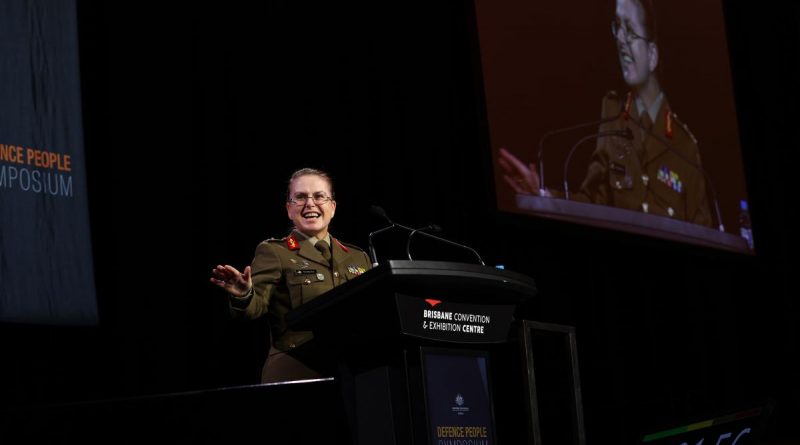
left=291, top=193, right=330, bottom=206
left=312, top=193, right=329, bottom=205
left=612, top=20, right=622, bottom=37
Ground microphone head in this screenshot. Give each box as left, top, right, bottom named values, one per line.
left=370, top=205, right=391, bottom=223
left=428, top=224, right=443, bottom=232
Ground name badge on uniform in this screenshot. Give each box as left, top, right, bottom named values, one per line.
left=347, top=265, right=366, bottom=276
left=610, top=161, right=627, bottom=175
left=294, top=269, right=317, bottom=276
left=657, top=165, right=683, bottom=193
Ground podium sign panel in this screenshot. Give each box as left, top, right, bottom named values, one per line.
left=422, top=348, right=496, bottom=445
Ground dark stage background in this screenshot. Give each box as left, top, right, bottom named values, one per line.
left=1, top=1, right=798, bottom=443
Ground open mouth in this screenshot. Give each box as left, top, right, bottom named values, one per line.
left=620, top=51, right=634, bottom=65
left=302, top=212, right=321, bottom=220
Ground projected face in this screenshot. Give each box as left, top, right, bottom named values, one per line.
left=286, top=174, right=337, bottom=239
left=613, top=0, right=658, bottom=90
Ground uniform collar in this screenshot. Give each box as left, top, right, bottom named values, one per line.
left=291, top=229, right=330, bottom=246
left=308, top=233, right=331, bottom=247
left=635, top=91, right=665, bottom=124
left=290, top=230, right=343, bottom=267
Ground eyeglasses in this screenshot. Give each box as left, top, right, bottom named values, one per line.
left=611, top=19, right=649, bottom=43
left=287, top=192, right=333, bottom=207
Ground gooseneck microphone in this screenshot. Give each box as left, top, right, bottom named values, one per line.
left=406, top=224, right=442, bottom=261
left=371, top=205, right=390, bottom=222
left=537, top=109, right=626, bottom=195
left=563, top=128, right=634, bottom=200
left=368, top=205, right=397, bottom=267
left=369, top=206, right=486, bottom=266
left=413, top=226, right=486, bottom=266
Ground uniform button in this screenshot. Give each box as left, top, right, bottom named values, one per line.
left=641, top=174, right=649, bottom=186
left=623, top=176, right=633, bottom=188
left=303, top=279, right=311, bottom=285
left=642, top=202, right=649, bottom=213
left=615, top=180, right=622, bottom=189
left=334, top=272, right=339, bottom=278
left=667, top=207, right=674, bottom=217
left=316, top=273, right=324, bottom=281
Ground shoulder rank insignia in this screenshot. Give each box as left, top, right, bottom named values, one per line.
left=286, top=235, right=300, bottom=251
left=657, top=165, right=683, bottom=193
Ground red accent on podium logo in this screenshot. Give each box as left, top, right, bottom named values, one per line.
left=425, top=299, right=442, bottom=307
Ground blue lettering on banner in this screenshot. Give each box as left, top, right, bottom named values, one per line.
left=0, top=164, right=74, bottom=197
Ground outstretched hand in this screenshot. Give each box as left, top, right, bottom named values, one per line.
left=498, top=147, right=540, bottom=195
left=210, top=265, right=252, bottom=298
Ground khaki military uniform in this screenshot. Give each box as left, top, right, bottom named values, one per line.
left=572, top=91, right=712, bottom=227
left=230, top=230, right=371, bottom=381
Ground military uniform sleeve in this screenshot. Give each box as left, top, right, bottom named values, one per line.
left=361, top=249, right=372, bottom=271
left=684, top=145, right=713, bottom=227
left=688, top=172, right=712, bottom=227
left=229, top=241, right=283, bottom=319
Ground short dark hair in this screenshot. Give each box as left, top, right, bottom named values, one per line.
left=286, top=168, right=335, bottom=200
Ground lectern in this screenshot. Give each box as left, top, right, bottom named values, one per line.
left=286, top=260, right=537, bottom=445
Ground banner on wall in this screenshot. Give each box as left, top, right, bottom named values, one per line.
left=0, top=0, right=97, bottom=324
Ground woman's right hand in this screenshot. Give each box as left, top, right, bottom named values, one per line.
left=210, top=264, right=252, bottom=298
left=498, top=147, right=541, bottom=195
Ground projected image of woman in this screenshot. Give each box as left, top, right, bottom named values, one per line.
left=499, top=0, right=713, bottom=227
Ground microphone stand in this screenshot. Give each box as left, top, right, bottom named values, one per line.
left=368, top=224, right=396, bottom=267
left=406, top=225, right=440, bottom=261
left=538, top=109, right=625, bottom=196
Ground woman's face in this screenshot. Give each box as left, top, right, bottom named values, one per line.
left=286, top=174, right=336, bottom=238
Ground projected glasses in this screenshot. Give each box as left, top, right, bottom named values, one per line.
left=611, top=20, right=649, bottom=43
left=288, top=192, right=333, bottom=206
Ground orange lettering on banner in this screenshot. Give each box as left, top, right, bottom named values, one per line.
left=22, top=147, right=72, bottom=172
left=27, top=148, right=38, bottom=166
left=1, top=144, right=25, bottom=164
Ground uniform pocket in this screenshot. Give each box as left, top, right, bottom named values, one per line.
left=609, top=161, right=634, bottom=190
left=287, top=271, right=329, bottom=305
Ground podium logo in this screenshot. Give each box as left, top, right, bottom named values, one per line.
left=425, top=299, right=442, bottom=307
left=452, top=393, right=470, bottom=415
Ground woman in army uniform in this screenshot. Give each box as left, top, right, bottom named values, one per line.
left=498, top=0, right=712, bottom=227
left=210, top=168, right=372, bottom=383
